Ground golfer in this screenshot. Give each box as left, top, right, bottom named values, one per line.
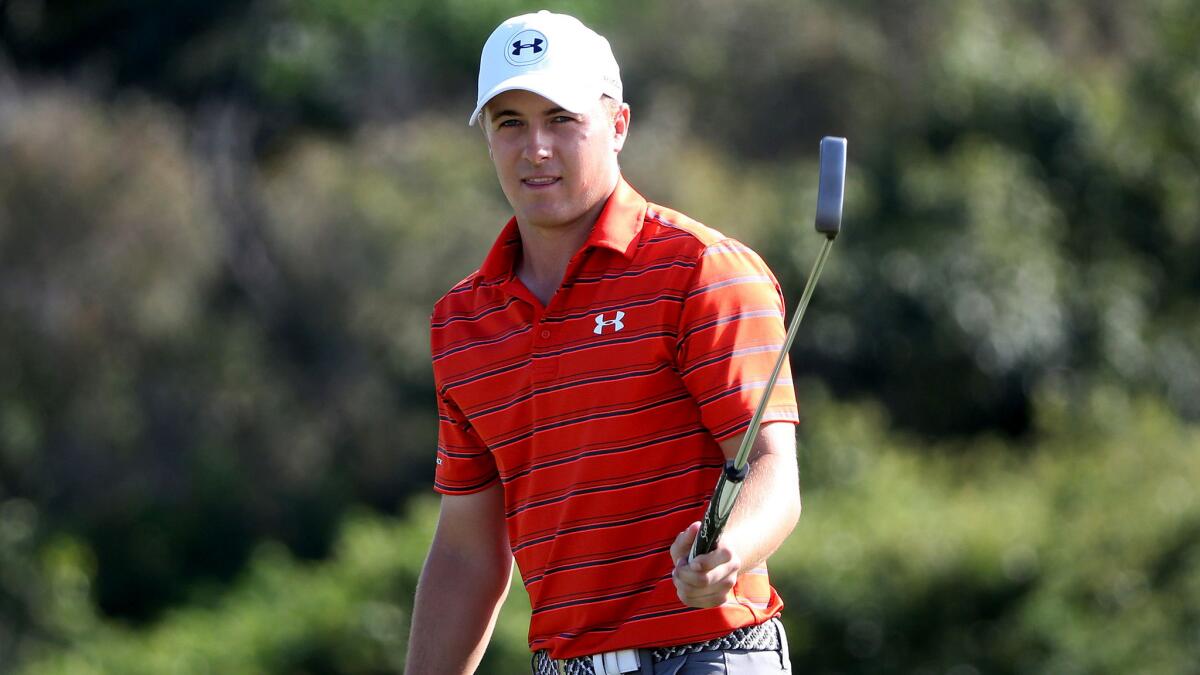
left=407, top=11, right=800, bottom=674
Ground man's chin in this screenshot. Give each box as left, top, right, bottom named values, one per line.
left=522, top=215, right=575, bottom=231
left=517, top=205, right=585, bottom=231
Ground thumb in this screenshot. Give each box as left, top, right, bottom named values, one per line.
left=670, top=521, right=701, bottom=564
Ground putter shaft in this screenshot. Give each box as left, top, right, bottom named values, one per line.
left=687, top=136, right=845, bottom=562
left=690, top=236, right=836, bottom=559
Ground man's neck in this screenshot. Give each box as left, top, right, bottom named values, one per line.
left=515, top=184, right=615, bottom=306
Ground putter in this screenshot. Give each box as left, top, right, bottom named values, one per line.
left=689, top=136, right=846, bottom=560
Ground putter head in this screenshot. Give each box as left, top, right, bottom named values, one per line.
left=815, top=136, right=846, bottom=239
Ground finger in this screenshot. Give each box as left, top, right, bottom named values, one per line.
left=701, top=558, right=741, bottom=587
left=672, top=561, right=736, bottom=608
left=669, top=522, right=700, bottom=564
left=672, top=555, right=714, bottom=593
left=675, top=558, right=739, bottom=593
left=673, top=579, right=734, bottom=609
left=673, top=563, right=706, bottom=589
left=673, top=573, right=721, bottom=608
left=688, top=546, right=733, bottom=573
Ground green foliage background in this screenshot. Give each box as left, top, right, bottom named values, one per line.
left=1, top=0, right=1198, bottom=672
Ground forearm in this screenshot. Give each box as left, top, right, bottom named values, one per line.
left=721, top=449, right=801, bottom=571
left=405, top=542, right=513, bottom=674
left=718, top=421, right=800, bottom=570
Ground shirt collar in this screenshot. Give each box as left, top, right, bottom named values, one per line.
left=475, top=176, right=648, bottom=285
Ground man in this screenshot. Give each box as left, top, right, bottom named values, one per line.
left=407, top=11, right=800, bottom=674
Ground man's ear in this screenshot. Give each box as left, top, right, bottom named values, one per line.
left=612, top=103, right=631, bottom=153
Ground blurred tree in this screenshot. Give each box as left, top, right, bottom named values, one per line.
left=1, top=1, right=1199, bottom=669
left=0, top=76, right=512, bottom=628
left=11, top=387, right=1200, bottom=674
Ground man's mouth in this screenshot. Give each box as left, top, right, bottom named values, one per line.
left=522, top=176, right=560, bottom=187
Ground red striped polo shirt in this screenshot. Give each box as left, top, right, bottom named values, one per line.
left=430, top=176, right=798, bottom=659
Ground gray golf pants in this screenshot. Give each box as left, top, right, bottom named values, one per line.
left=639, top=646, right=792, bottom=673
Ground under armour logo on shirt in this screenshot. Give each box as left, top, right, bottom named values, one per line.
left=594, top=311, right=625, bottom=335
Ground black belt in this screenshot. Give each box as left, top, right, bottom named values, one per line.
left=532, top=618, right=784, bottom=675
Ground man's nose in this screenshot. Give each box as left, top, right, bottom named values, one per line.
left=523, top=126, right=552, bottom=164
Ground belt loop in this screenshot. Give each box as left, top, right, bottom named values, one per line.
left=638, top=648, right=654, bottom=674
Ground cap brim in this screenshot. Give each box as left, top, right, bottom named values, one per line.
left=467, top=72, right=597, bottom=126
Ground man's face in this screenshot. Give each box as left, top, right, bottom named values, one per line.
left=482, top=90, right=629, bottom=232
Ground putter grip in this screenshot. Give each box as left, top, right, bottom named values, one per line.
left=815, top=137, right=846, bottom=238
left=690, top=461, right=749, bottom=559
left=692, top=508, right=724, bottom=558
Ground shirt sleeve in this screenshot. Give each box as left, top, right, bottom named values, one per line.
left=675, top=239, right=800, bottom=441
left=432, top=384, right=500, bottom=495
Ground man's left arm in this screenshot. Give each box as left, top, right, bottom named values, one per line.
left=669, top=420, right=800, bottom=608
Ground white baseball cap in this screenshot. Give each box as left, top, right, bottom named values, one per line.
left=468, top=10, right=622, bottom=126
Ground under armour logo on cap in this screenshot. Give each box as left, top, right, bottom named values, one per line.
left=505, top=29, right=549, bottom=66
left=511, top=38, right=543, bottom=55
left=593, top=311, right=625, bottom=335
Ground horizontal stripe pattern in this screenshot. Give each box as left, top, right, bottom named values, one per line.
left=429, top=178, right=796, bottom=659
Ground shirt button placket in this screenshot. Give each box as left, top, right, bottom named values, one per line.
left=532, top=321, right=556, bottom=381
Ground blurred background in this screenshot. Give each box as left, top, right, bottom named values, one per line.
left=1, top=0, right=1198, bottom=672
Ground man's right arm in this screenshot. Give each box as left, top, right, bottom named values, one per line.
left=405, top=483, right=512, bottom=674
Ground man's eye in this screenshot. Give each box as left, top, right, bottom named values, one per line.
left=552, top=116, right=575, bottom=123
left=498, top=119, right=521, bottom=128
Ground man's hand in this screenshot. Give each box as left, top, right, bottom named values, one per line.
left=669, top=521, right=744, bottom=608
left=666, top=422, right=799, bottom=610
